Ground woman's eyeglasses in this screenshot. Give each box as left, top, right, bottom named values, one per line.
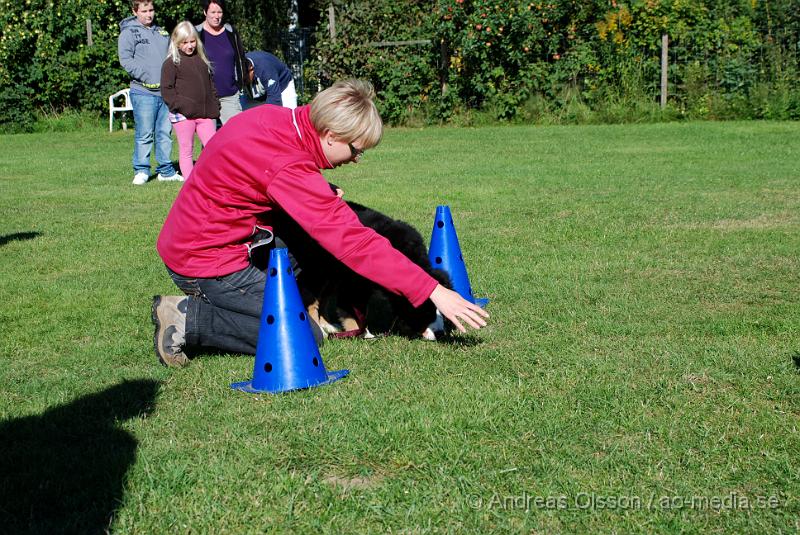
left=348, top=142, right=365, bottom=160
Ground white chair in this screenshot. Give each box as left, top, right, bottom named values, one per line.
left=108, top=88, right=133, bottom=132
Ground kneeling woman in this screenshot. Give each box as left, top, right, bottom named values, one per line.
left=153, top=80, right=488, bottom=367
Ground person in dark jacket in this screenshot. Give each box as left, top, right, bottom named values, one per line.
left=161, top=21, right=220, bottom=180
left=243, top=50, right=297, bottom=109
left=195, top=0, right=247, bottom=124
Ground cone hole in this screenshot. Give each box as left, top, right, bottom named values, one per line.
left=264, top=362, right=273, bottom=372
left=312, top=357, right=319, bottom=367
left=266, top=315, right=275, bottom=325
left=437, top=220, right=444, bottom=228
left=299, top=312, right=306, bottom=321
left=434, top=257, right=442, bottom=265
left=269, top=268, right=277, bottom=277
left=286, top=266, right=292, bottom=274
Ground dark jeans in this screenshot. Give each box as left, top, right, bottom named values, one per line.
left=168, top=264, right=267, bottom=355
left=166, top=237, right=304, bottom=355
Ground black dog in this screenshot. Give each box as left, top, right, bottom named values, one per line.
left=271, top=201, right=451, bottom=339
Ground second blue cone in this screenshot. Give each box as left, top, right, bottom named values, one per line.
left=428, top=205, right=488, bottom=307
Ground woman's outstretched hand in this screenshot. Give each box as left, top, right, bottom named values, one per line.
left=429, top=284, right=490, bottom=333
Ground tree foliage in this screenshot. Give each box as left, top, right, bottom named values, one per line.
left=0, top=0, right=288, bottom=131
left=1, top=0, right=798, bottom=130
left=309, top=0, right=800, bottom=123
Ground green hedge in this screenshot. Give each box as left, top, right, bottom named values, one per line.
left=309, top=0, right=799, bottom=124
left=0, top=0, right=288, bottom=132
left=1, top=0, right=798, bottom=131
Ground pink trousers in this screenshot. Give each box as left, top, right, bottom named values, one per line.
left=172, top=118, right=216, bottom=179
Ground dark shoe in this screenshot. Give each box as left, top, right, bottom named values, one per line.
left=151, top=295, right=189, bottom=367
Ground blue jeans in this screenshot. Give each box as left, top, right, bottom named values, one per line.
left=130, top=91, right=176, bottom=177
left=165, top=240, right=309, bottom=355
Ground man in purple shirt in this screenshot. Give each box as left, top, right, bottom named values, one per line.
left=196, top=0, right=247, bottom=124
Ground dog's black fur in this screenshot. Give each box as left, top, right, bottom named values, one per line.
left=271, top=201, right=451, bottom=338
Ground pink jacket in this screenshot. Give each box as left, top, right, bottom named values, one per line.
left=156, top=104, right=438, bottom=307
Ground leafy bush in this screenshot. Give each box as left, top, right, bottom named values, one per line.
left=0, top=0, right=288, bottom=131
left=1, top=0, right=798, bottom=129
left=0, top=84, right=35, bottom=133
left=306, top=0, right=439, bottom=124
left=308, top=0, right=798, bottom=125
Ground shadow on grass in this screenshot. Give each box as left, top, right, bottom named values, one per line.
left=0, top=379, right=160, bottom=534
left=0, top=231, right=40, bottom=247
left=792, top=352, right=800, bottom=370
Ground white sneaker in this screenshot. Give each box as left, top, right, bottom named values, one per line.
left=132, top=172, right=149, bottom=185
left=157, top=172, right=184, bottom=182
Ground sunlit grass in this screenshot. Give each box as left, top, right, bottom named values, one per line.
left=1, top=121, right=798, bottom=533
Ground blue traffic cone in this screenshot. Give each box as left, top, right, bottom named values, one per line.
left=428, top=205, right=488, bottom=308
left=231, top=248, right=349, bottom=394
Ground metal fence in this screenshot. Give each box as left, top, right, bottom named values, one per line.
left=270, top=27, right=315, bottom=97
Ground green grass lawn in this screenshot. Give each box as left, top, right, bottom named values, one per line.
left=1, top=120, right=798, bottom=533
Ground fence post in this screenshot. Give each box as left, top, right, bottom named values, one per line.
left=288, top=0, right=299, bottom=31
left=86, top=18, right=93, bottom=47
left=660, top=33, right=668, bottom=108
left=328, top=4, right=336, bottom=43
left=440, top=39, right=449, bottom=96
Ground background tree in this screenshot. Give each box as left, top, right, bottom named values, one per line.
left=1, top=0, right=797, bottom=131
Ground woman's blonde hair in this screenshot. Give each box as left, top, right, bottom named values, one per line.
left=167, top=21, right=212, bottom=71
left=310, top=79, right=383, bottom=149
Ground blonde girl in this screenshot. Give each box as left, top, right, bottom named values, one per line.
left=160, top=21, right=220, bottom=180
